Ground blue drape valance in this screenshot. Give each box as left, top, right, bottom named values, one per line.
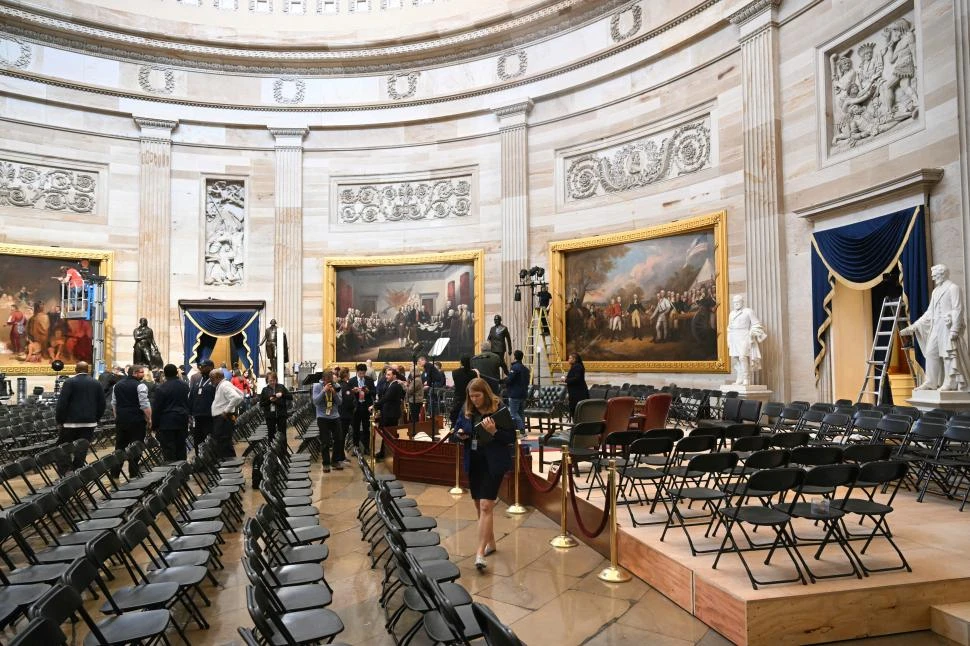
left=811, top=205, right=928, bottom=381
left=183, top=309, right=261, bottom=374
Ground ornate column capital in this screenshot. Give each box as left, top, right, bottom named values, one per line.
left=134, top=117, right=178, bottom=142
left=729, top=0, right=780, bottom=39
left=268, top=127, right=308, bottom=149
left=492, top=99, right=534, bottom=131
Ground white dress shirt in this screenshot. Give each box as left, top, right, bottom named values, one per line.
left=211, top=380, right=244, bottom=417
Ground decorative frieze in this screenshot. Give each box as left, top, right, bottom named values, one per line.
left=273, top=77, right=305, bottom=104
left=203, top=178, right=246, bottom=287
left=337, top=173, right=473, bottom=224
left=610, top=4, right=642, bottom=42
left=0, top=158, right=97, bottom=214
left=563, top=117, right=712, bottom=202
left=497, top=50, right=527, bottom=80
left=819, top=1, right=922, bottom=160
left=138, top=65, right=175, bottom=94
left=0, top=35, right=31, bottom=68
left=387, top=72, right=419, bottom=100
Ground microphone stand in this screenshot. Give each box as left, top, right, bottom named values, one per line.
left=409, top=351, right=419, bottom=440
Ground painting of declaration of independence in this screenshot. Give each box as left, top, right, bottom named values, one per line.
left=326, top=252, right=483, bottom=367
left=551, top=212, right=728, bottom=372
left=0, top=244, right=109, bottom=374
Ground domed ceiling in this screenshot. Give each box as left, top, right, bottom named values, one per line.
left=0, top=0, right=631, bottom=71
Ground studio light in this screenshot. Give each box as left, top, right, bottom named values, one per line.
left=514, top=287, right=522, bottom=302
left=519, top=268, right=529, bottom=281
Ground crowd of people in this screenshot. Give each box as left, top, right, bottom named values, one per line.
left=335, top=300, right=476, bottom=360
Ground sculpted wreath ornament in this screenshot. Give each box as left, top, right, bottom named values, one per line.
left=565, top=121, right=711, bottom=200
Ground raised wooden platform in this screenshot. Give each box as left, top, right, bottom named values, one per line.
left=518, top=462, right=970, bottom=646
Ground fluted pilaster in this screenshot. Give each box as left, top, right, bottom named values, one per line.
left=134, top=117, right=177, bottom=363
left=955, top=0, right=970, bottom=297
left=493, top=100, right=533, bottom=354
left=731, top=0, right=788, bottom=398
left=269, top=127, right=307, bottom=367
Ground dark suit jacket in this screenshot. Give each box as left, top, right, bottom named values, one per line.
left=345, top=375, right=376, bottom=410
left=380, top=381, right=406, bottom=422
left=153, top=378, right=190, bottom=431
left=56, top=373, right=106, bottom=425
left=455, top=409, right=516, bottom=478
left=565, top=363, right=590, bottom=403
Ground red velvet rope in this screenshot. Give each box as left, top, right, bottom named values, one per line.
left=375, top=425, right=455, bottom=457
left=566, top=468, right=611, bottom=539
left=524, top=460, right=563, bottom=493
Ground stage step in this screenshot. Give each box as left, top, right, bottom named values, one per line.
left=931, top=602, right=970, bottom=645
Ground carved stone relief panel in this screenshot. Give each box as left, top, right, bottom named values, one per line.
left=138, top=65, right=175, bottom=94
left=203, top=178, right=246, bottom=287
left=497, top=50, right=527, bottom=80
left=387, top=72, right=420, bottom=100
left=562, top=114, right=712, bottom=203
left=273, top=77, right=305, bottom=104
left=334, top=167, right=476, bottom=226
left=819, top=0, right=922, bottom=162
left=610, top=4, right=642, bottom=42
left=0, top=157, right=98, bottom=214
left=0, top=35, right=32, bottom=68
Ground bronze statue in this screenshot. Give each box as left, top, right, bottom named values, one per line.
left=487, top=314, right=512, bottom=371
left=132, top=318, right=163, bottom=368
left=260, top=318, right=289, bottom=371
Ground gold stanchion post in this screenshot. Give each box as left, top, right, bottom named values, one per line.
left=507, top=436, right=527, bottom=514
left=449, top=436, right=463, bottom=495
left=550, top=447, right=578, bottom=548
left=369, top=421, right=377, bottom=471
left=599, top=458, right=632, bottom=582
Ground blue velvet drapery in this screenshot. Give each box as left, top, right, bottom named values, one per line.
left=811, top=205, right=928, bottom=381
left=183, top=309, right=261, bottom=373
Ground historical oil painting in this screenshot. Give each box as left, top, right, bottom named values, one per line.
left=324, top=251, right=484, bottom=368
left=550, top=212, right=728, bottom=372
left=0, top=243, right=112, bottom=374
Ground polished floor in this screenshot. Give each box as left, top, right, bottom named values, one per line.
left=2, top=442, right=959, bottom=645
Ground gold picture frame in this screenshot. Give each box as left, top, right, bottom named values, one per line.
left=324, top=250, right=485, bottom=370
left=549, top=211, right=729, bottom=373
left=0, top=242, right=113, bottom=375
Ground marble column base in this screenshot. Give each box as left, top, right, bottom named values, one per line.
left=718, top=384, right=773, bottom=402
left=908, top=389, right=970, bottom=411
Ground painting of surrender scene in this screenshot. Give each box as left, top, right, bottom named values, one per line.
left=325, top=251, right=484, bottom=368
left=0, top=244, right=109, bottom=373
left=552, top=212, right=728, bottom=371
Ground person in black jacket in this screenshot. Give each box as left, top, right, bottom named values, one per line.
left=449, top=356, right=479, bottom=426
left=379, top=367, right=406, bottom=430
left=505, top=350, right=530, bottom=435
left=188, top=360, right=216, bottom=456
left=55, top=361, right=106, bottom=472
left=344, top=363, right=375, bottom=458
left=111, top=364, right=152, bottom=478
left=153, top=364, right=190, bottom=462
left=259, top=371, right=292, bottom=443
left=562, top=352, right=590, bottom=418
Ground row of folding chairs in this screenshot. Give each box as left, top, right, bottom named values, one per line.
left=233, top=430, right=348, bottom=645
left=357, top=454, right=524, bottom=646
left=2, top=433, right=244, bottom=642
left=605, top=429, right=910, bottom=589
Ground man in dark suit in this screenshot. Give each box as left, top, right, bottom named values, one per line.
left=153, top=363, right=190, bottom=462
left=55, top=361, right=106, bottom=472
left=345, top=362, right=375, bottom=457
left=471, top=342, right=505, bottom=394
left=418, top=355, right=445, bottom=422
left=188, top=360, right=216, bottom=456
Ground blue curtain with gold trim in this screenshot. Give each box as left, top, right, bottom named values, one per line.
left=811, top=205, right=928, bottom=381
left=183, top=309, right=261, bottom=373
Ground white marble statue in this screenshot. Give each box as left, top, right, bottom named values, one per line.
left=900, top=264, right=970, bottom=391
left=727, top=295, right=767, bottom=386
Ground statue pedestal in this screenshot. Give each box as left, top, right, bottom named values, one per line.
left=907, top=389, right=970, bottom=411
left=718, top=384, right=773, bottom=402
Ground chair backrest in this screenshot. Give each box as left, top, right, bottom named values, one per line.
left=721, top=398, right=742, bottom=422
left=800, top=463, right=858, bottom=489
left=789, top=445, right=843, bottom=467
left=628, top=437, right=675, bottom=460
left=842, top=444, right=892, bottom=463
left=768, top=431, right=811, bottom=449
left=472, top=602, right=525, bottom=646
left=674, top=434, right=718, bottom=455
left=603, top=397, right=636, bottom=434
left=743, top=467, right=805, bottom=499
left=724, top=423, right=760, bottom=439
left=854, top=460, right=908, bottom=487
left=602, top=430, right=642, bottom=456
left=731, top=435, right=770, bottom=453
left=643, top=427, right=684, bottom=442
left=742, top=448, right=790, bottom=470
left=738, top=399, right=762, bottom=423
left=809, top=403, right=835, bottom=413
left=573, top=399, right=607, bottom=424
left=9, top=617, right=67, bottom=646
left=684, top=451, right=739, bottom=475
left=643, top=393, right=672, bottom=429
